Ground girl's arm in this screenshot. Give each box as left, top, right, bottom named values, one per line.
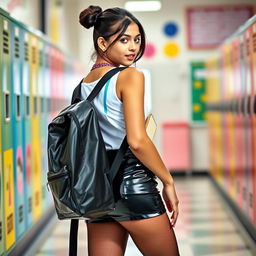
left=117, top=67, right=179, bottom=226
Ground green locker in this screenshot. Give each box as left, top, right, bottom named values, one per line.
left=38, top=40, right=48, bottom=211
left=0, top=10, right=5, bottom=256
left=0, top=10, right=16, bottom=251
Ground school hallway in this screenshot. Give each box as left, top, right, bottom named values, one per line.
left=1, top=1, right=256, bottom=256
left=31, top=176, right=256, bottom=256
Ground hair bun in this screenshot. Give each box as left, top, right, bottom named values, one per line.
left=79, top=5, right=102, bottom=29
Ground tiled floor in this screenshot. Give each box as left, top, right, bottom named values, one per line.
left=35, top=176, right=256, bottom=256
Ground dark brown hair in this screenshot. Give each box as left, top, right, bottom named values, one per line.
left=79, top=5, right=146, bottom=62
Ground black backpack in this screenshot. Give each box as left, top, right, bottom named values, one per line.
left=47, top=67, right=128, bottom=255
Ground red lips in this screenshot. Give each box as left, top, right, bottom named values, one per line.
left=126, top=54, right=135, bottom=60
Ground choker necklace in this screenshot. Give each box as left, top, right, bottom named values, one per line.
left=91, top=62, right=115, bottom=71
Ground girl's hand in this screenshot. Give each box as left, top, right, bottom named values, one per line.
left=162, top=183, right=179, bottom=227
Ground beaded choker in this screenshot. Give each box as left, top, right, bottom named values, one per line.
left=91, top=62, right=115, bottom=71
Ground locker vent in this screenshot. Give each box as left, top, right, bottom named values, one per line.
left=14, top=36, right=20, bottom=58
left=24, top=41, right=29, bottom=61
left=253, top=32, right=256, bottom=52
left=3, top=30, right=9, bottom=54
left=32, top=46, right=36, bottom=64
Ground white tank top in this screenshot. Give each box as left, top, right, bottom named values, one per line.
left=81, top=70, right=150, bottom=150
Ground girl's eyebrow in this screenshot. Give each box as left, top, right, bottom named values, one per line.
left=122, top=33, right=141, bottom=37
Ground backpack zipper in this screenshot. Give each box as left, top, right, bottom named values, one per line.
left=47, top=165, right=70, bottom=191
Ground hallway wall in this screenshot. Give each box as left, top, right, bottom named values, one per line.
left=1, top=0, right=256, bottom=171
left=76, top=0, right=256, bottom=171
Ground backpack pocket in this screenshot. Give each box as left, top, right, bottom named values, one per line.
left=47, top=165, right=70, bottom=202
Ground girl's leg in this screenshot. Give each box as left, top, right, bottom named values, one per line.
left=87, top=221, right=129, bottom=256
left=119, top=213, right=179, bottom=256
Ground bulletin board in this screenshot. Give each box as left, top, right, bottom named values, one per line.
left=186, top=5, right=254, bottom=49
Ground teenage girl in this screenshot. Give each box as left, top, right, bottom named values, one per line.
left=79, top=5, right=180, bottom=256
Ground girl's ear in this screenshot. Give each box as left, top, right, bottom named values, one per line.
left=97, top=37, right=108, bottom=52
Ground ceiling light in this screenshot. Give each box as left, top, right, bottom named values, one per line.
left=125, top=1, right=161, bottom=12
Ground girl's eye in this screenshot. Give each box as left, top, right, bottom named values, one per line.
left=135, top=38, right=141, bottom=43
left=120, top=38, right=128, bottom=43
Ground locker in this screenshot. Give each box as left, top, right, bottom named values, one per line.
left=0, top=15, right=16, bottom=250
left=206, top=55, right=223, bottom=185
left=10, top=21, right=26, bottom=239
left=243, top=26, right=254, bottom=223
left=220, top=43, right=237, bottom=199
left=238, top=33, right=248, bottom=212
left=38, top=40, right=49, bottom=211
left=0, top=10, right=5, bottom=256
left=232, top=36, right=245, bottom=211
left=29, top=34, right=42, bottom=221
left=251, top=20, right=256, bottom=227
left=49, top=46, right=59, bottom=119
left=21, top=30, right=33, bottom=228
left=249, top=19, right=256, bottom=226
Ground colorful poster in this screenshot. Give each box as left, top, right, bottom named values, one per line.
left=190, top=62, right=206, bottom=122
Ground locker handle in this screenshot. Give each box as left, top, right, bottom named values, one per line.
left=241, top=97, right=246, bottom=115
left=246, top=96, right=251, bottom=115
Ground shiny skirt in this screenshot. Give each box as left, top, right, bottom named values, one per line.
left=87, top=148, right=166, bottom=223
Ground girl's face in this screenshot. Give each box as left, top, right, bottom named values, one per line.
left=103, top=22, right=141, bottom=66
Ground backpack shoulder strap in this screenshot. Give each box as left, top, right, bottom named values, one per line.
left=87, top=67, right=127, bottom=102
left=69, top=219, right=79, bottom=256
left=108, top=137, right=129, bottom=182
left=71, top=67, right=127, bottom=104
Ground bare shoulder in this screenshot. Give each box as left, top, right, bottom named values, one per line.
left=118, top=67, right=144, bottom=86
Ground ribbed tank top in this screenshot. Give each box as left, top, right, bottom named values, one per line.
left=81, top=70, right=150, bottom=150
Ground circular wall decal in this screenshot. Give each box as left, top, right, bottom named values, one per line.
left=164, top=22, right=178, bottom=37
left=144, top=43, right=156, bottom=58
left=163, top=42, right=179, bottom=57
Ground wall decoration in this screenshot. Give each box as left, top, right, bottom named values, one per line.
left=191, top=62, right=206, bottom=122
left=163, top=22, right=178, bottom=37
left=186, top=5, right=254, bottom=49
left=144, top=43, right=156, bottom=58
left=163, top=42, right=179, bottom=58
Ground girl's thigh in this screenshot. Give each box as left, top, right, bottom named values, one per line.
left=119, top=213, right=179, bottom=256
left=87, top=221, right=129, bottom=256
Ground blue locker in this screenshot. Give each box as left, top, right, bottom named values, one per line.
left=21, top=30, right=33, bottom=228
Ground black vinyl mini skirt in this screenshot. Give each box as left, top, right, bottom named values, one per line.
left=87, top=148, right=166, bottom=223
